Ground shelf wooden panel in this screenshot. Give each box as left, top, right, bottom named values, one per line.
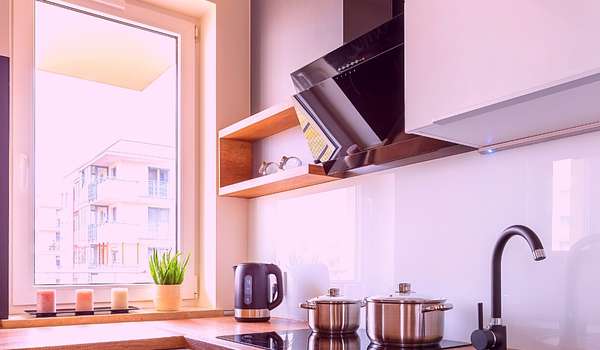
left=219, top=101, right=298, bottom=141
left=218, top=138, right=252, bottom=187
left=219, top=164, right=338, bottom=198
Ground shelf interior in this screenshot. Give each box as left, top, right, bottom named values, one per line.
left=218, top=100, right=340, bottom=198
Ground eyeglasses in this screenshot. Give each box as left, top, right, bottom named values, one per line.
left=258, top=156, right=303, bottom=176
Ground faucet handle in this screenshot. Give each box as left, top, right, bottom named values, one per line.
left=477, top=302, right=484, bottom=330
left=471, top=302, right=496, bottom=350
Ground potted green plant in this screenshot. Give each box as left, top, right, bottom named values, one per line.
left=149, top=249, right=190, bottom=311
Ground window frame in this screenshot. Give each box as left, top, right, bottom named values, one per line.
left=10, top=0, right=198, bottom=308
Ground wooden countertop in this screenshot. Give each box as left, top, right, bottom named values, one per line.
left=0, top=316, right=475, bottom=350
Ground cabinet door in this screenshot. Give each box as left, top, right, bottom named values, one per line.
left=405, top=0, right=600, bottom=144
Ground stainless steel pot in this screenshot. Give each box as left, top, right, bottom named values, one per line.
left=366, top=283, right=453, bottom=347
left=300, top=288, right=365, bottom=334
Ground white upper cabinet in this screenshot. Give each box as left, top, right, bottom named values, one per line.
left=405, top=0, right=600, bottom=148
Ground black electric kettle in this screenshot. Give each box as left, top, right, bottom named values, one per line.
left=233, top=263, right=283, bottom=322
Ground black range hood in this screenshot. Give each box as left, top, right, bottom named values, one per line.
left=291, top=4, right=472, bottom=176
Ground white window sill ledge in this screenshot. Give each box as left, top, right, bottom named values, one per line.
left=1, top=307, right=224, bottom=329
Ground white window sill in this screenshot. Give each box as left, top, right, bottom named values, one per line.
left=1, top=306, right=223, bottom=329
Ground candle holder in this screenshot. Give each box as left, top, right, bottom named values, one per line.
left=75, top=310, right=95, bottom=316
left=25, top=306, right=139, bottom=318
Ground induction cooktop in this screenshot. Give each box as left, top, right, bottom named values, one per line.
left=217, top=329, right=470, bottom=350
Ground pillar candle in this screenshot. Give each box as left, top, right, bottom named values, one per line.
left=75, top=289, right=94, bottom=312
left=111, top=288, right=128, bottom=310
left=36, top=289, right=56, bottom=314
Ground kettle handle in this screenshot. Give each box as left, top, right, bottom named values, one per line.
left=266, top=264, right=284, bottom=310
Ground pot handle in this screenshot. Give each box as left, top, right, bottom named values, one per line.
left=360, top=298, right=367, bottom=308
left=299, top=302, right=315, bottom=310
left=422, top=303, right=453, bottom=313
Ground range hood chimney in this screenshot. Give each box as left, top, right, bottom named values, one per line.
left=343, top=0, right=404, bottom=43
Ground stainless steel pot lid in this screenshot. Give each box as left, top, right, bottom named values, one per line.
left=366, top=283, right=447, bottom=304
left=307, top=288, right=362, bottom=304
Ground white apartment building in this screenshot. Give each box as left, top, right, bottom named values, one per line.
left=36, top=140, right=177, bottom=285
left=34, top=205, right=72, bottom=285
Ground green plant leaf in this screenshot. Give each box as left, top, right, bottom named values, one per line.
left=148, top=249, right=190, bottom=285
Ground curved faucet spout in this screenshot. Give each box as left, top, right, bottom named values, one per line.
left=491, top=225, right=546, bottom=322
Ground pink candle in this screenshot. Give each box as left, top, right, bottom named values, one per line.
left=36, top=289, right=56, bottom=314
left=75, top=289, right=94, bottom=312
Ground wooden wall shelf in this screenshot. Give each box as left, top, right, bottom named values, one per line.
left=219, top=164, right=339, bottom=198
left=218, top=101, right=339, bottom=198
left=219, top=102, right=299, bottom=141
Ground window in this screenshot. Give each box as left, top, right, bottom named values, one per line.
left=148, top=207, right=170, bottom=238
left=33, top=0, right=178, bottom=285
left=148, top=167, right=169, bottom=198
left=12, top=0, right=198, bottom=308
left=55, top=231, right=60, bottom=251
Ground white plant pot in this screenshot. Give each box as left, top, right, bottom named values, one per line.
left=154, top=284, right=182, bottom=311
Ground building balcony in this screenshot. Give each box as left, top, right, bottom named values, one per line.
left=87, top=222, right=172, bottom=243
left=141, top=223, right=171, bottom=240
left=96, top=222, right=142, bottom=243
left=87, top=178, right=173, bottom=206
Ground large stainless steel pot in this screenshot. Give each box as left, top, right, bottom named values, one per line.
left=366, top=283, right=453, bottom=347
left=300, top=288, right=365, bottom=334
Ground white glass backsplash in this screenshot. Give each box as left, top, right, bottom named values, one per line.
left=248, top=130, right=600, bottom=349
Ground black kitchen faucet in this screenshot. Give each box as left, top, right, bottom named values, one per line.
left=471, top=225, right=546, bottom=350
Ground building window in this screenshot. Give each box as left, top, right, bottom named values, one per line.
left=148, top=167, right=169, bottom=198
left=148, top=207, right=169, bottom=237
left=33, top=0, right=178, bottom=285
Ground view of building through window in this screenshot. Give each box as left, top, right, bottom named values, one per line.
left=34, top=1, right=178, bottom=285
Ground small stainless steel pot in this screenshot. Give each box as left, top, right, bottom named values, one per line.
left=300, top=288, right=365, bottom=334
left=366, top=283, right=453, bottom=347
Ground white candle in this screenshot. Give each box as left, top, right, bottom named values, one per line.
left=75, top=289, right=94, bottom=312
left=111, top=288, right=128, bottom=310
left=36, top=289, right=56, bottom=314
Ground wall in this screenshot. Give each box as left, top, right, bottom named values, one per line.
left=250, top=0, right=343, bottom=112
left=249, top=131, right=600, bottom=350
left=248, top=3, right=600, bottom=350
left=210, top=0, right=250, bottom=310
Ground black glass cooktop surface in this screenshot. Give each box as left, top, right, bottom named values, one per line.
left=217, top=329, right=470, bottom=350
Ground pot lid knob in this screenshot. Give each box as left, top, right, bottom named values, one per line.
left=398, top=283, right=411, bottom=293
left=328, top=288, right=340, bottom=297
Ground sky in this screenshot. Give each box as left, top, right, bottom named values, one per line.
left=34, top=1, right=177, bottom=206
